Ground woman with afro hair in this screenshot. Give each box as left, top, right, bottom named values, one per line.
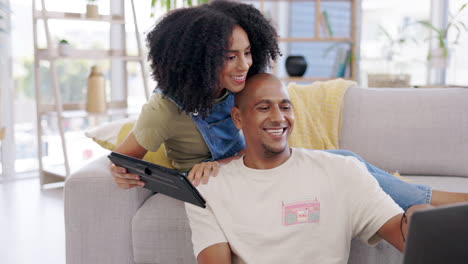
left=111, top=0, right=468, bottom=210
left=111, top=0, right=280, bottom=185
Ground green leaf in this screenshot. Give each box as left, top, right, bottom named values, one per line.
left=458, top=21, right=468, bottom=32
left=165, top=0, right=171, bottom=12
left=417, top=20, right=443, bottom=35
left=453, top=23, right=462, bottom=44
left=378, top=24, right=393, bottom=43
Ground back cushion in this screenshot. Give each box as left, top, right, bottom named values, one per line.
left=340, top=87, right=468, bottom=177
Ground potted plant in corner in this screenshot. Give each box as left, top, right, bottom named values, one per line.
left=86, top=0, right=99, bottom=19
left=367, top=23, right=416, bottom=87
left=58, top=39, right=72, bottom=56
left=417, top=3, right=467, bottom=69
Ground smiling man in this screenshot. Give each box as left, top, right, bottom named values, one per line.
left=185, top=73, right=411, bottom=264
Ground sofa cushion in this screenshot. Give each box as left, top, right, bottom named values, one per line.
left=132, top=193, right=196, bottom=264
left=404, top=175, right=468, bottom=193
left=85, top=118, right=174, bottom=169
left=348, top=239, right=402, bottom=264
left=340, top=87, right=468, bottom=177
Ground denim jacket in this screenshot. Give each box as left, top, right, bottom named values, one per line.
left=154, top=89, right=245, bottom=161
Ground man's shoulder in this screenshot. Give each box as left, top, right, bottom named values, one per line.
left=197, top=159, right=242, bottom=193
left=292, top=148, right=352, bottom=163
left=291, top=148, right=366, bottom=175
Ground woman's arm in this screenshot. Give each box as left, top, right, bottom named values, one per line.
left=188, top=149, right=245, bottom=186
left=110, top=131, right=149, bottom=189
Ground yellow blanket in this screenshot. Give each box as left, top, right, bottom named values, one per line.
left=287, top=78, right=356, bottom=150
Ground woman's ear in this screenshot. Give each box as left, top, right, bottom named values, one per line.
left=231, top=106, right=242, bottom=130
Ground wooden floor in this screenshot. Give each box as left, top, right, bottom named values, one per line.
left=0, top=176, right=65, bottom=264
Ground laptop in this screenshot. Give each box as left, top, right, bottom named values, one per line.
left=402, top=203, right=468, bottom=264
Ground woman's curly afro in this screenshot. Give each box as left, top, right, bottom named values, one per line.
left=146, top=0, right=281, bottom=116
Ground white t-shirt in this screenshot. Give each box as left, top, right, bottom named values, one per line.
left=185, top=148, right=403, bottom=264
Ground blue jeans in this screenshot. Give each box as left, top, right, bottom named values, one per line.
left=325, top=150, right=432, bottom=210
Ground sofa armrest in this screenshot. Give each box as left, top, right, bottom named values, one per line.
left=64, top=155, right=153, bottom=264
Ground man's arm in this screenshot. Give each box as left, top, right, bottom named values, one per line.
left=197, top=243, right=232, bottom=264
left=377, top=204, right=433, bottom=252
left=377, top=213, right=405, bottom=251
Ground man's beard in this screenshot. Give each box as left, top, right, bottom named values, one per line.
left=261, top=143, right=287, bottom=158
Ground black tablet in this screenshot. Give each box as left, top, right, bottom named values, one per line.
left=108, top=152, right=206, bottom=208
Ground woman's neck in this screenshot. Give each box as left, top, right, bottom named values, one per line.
left=213, top=88, right=227, bottom=99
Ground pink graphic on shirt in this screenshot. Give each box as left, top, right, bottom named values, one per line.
left=282, top=198, right=320, bottom=226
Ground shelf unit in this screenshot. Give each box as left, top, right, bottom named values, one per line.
left=258, top=0, right=359, bottom=82
left=32, top=0, right=149, bottom=185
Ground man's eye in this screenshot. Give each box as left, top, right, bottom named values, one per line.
left=282, top=105, right=292, bottom=110
left=258, top=106, right=269, bottom=110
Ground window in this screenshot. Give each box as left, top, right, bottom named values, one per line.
left=446, top=0, right=468, bottom=86
left=361, top=0, right=431, bottom=86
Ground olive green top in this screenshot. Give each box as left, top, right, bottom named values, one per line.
left=133, top=91, right=229, bottom=172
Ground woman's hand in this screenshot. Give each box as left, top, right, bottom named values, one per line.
left=188, top=161, right=220, bottom=187
left=188, top=152, right=245, bottom=187
left=110, top=131, right=148, bottom=189
left=110, top=163, right=146, bottom=189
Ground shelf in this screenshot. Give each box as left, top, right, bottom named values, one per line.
left=38, top=101, right=138, bottom=118
left=33, top=0, right=149, bottom=186
left=36, top=48, right=142, bottom=61
left=34, top=11, right=125, bottom=24
left=279, top=37, right=353, bottom=42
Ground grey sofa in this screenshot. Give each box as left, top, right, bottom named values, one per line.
left=64, top=87, right=468, bottom=264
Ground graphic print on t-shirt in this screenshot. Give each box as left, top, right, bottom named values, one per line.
left=282, top=198, right=320, bottom=226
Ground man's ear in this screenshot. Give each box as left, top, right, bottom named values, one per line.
left=231, top=106, right=242, bottom=130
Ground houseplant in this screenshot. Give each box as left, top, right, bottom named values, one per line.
left=417, top=3, right=467, bottom=68
left=58, top=39, right=72, bottom=56
left=366, top=23, right=416, bottom=87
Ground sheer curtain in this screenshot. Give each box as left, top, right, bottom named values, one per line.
left=0, top=0, right=15, bottom=178
left=446, top=0, right=468, bottom=86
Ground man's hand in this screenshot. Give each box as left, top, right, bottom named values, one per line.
left=188, top=161, right=220, bottom=187
left=402, top=204, right=433, bottom=241
left=110, top=163, right=146, bottom=189
left=378, top=204, right=433, bottom=252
